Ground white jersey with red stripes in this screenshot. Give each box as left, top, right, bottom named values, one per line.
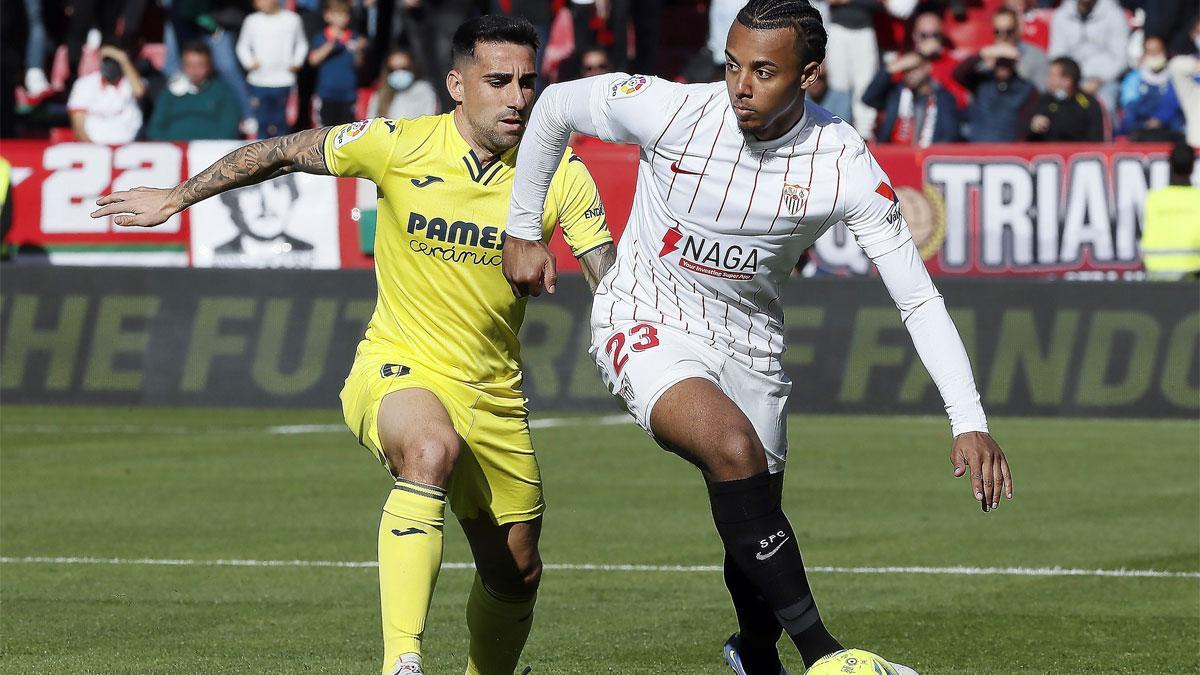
left=506, top=73, right=988, bottom=435
left=583, top=74, right=909, bottom=372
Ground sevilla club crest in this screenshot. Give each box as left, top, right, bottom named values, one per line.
left=783, top=182, right=809, bottom=216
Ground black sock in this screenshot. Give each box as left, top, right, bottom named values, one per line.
left=724, top=550, right=784, bottom=674
left=708, top=471, right=843, bottom=668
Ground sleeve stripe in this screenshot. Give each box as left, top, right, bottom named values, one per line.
left=572, top=240, right=612, bottom=259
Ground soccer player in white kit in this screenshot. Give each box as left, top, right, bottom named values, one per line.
left=504, top=1, right=1014, bottom=672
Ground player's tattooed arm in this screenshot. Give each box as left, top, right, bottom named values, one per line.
left=90, top=128, right=332, bottom=228
left=578, top=243, right=617, bottom=294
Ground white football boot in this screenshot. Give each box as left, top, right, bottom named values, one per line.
left=387, top=652, right=423, bottom=675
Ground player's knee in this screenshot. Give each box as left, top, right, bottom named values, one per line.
left=479, top=554, right=542, bottom=597
left=705, top=429, right=767, bottom=481
left=389, top=430, right=461, bottom=485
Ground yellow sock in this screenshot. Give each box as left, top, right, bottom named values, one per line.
left=378, top=478, right=446, bottom=675
left=465, top=573, right=537, bottom=675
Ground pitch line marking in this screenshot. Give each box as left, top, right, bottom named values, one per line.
left=1, top=557, right=1195, bottom=579
left=2, top=415, right=632, bottom=436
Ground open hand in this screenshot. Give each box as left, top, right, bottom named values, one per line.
left=951, top=431, right=1013, bottom=512
left=90, top=186, right=179, bottom=228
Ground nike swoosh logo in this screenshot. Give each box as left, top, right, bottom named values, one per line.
left=755, top=537, right=789, bottom=560
left=411, top=176, right=444, bottom=188
left=669, top=160, right=704, bottom=176
left=391, top=527, right=426, bottom=537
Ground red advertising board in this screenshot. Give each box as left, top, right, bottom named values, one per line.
left=2, top=138, right=1173, bottom=276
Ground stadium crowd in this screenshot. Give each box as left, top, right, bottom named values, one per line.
left=1, top=0, right=1197, bottom=148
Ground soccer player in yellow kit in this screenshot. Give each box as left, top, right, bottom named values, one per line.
left=91, top=16, right=616, bottom=675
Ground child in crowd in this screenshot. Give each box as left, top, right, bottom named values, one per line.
left=308, top=0, right=365, bottom=126
left=236, top=0, right=308, bottom=138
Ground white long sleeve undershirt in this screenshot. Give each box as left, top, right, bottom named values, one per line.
left=506, top=77, right=988, bottom=437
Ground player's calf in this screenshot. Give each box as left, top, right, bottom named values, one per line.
left=708, top=472, right=842, bottom=668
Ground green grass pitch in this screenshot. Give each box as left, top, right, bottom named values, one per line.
left=2, top=406, right=1197, bottom=674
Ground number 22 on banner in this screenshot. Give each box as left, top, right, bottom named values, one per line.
left=604, top=323, right=660, bottom=376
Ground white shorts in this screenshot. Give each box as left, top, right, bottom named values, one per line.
left=589, top=318, right=792, bottom=473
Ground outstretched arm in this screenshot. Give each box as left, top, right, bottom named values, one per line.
left=841, top=144, right=1012, bottom=513
left=90, top=127, right=332, bottom=227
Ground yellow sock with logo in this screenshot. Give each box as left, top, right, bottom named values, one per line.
left=378, top=477, right=446, bottom=675
left=465, top=573, right=537, bottom=675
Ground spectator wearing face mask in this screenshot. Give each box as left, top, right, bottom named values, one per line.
left=954, top=35, right=1038, bottom=142
left=308, top=0, right=365, bottom=126
left=1048, top=0, right=1129, bottom=117
left=1118, top=35, right=1185, bottom=141
left=147, top=40, right=242, bottom=140
left=863, top=51, right=962, bottom=146
left=368, top=48, right=438, bottom=121
left=67, top=45, right=146, bottom=144
left=1027, top=56, right=1106, bottom=142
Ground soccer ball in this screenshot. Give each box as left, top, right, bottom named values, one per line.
left=805, top=649, right=900, bottom=675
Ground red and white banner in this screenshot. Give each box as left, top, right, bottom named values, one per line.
left=2, top=138, right=1174, bottom=276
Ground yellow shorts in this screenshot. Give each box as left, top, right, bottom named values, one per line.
left=339, top=345, right=543, bottom=525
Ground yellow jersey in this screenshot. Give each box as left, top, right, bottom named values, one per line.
left=323, top=113, right=610, bottom=393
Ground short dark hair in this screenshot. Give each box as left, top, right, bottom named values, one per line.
left=181, top=40, right=211, bottom=59
left=1050, top=56, right=1081, bottom=85
left=734, top=0, right=827, bottom=66
left=451, top=15, right=540, bottom=64
left=1169, top=141, right=1196, bottom=177
left=323, top=0, right=351, bottom=12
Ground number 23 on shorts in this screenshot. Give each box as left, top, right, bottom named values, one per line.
left=604, top=323, right=661, bottom=376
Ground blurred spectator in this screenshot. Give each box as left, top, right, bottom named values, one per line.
left=237, top=0, right=308, bottom=138
left=1005, top=0, right=1052, bottom=50
left=147, top=41, right=241, bottom=141
left=308, top=0, right=365, bottom=126
left=1162, top=45, right=1200, bottom=149
left=401, top=0, right=483, bottom=113
left=1142, top=0, right=1200, bottom=59
left=1118, top=35, right=1185, bottom=141
left=22, top=0, right=51, bottom=98
left=863, top=51, right=962, bottom=145
left=610, top=0, right=663, bottom=74
left=1027, top=56, right=1106, bottom=141
left=990, top=6, right=1048, bottom=92
left=368, top=48, right=439, bottom=120
left=66, top=0, right=149, bottom=86
left=292, top=0, right=324, bottom=131
left=164, top=0, right=255, bottom=126
left=825, top=0, right=884, bottom=136
left=580, top=46, right=613, bottom=78
left=681, top=0, right=739, bottom=83
left=1140, top=141, right=1200, bottom=280
left=954, top=40, right=1037, bottom=142
left=67, top=45, right=145, bottom=144
left=908, top=7, right=968, bottom=108
left=807, top=68, right=853, bottom=123
left=1047, top=0, right=1129, bottom=116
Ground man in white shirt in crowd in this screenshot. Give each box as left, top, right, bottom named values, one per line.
left=67, top=45, right=145, bottom=144
left=504, top=1, right=1013, bottom=673
left=236, top=0, right=308, bottom=138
